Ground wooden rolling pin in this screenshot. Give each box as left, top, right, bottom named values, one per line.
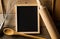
left=3, top=28, right=46, bottom=39
left=36, top=0, right=59, bottom=39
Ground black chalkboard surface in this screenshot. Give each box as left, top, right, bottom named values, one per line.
left=17, top=6, right=38, bottom=32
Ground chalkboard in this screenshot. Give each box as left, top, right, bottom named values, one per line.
left=17, top=6, right=38, bottom=32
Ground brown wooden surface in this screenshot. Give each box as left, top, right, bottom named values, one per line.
left=53, top=0, right=60, bottom=35
left=0, top=0, right=3, bottom=14
left=0, top=0, right=53, bottom=39
left=54, top=0, right=60, bottom=21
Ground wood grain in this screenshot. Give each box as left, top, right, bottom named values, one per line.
left=0, top=0, right=3, bottom=14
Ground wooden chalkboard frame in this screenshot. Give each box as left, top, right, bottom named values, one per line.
left=15, top=4, right=40, bottom=34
